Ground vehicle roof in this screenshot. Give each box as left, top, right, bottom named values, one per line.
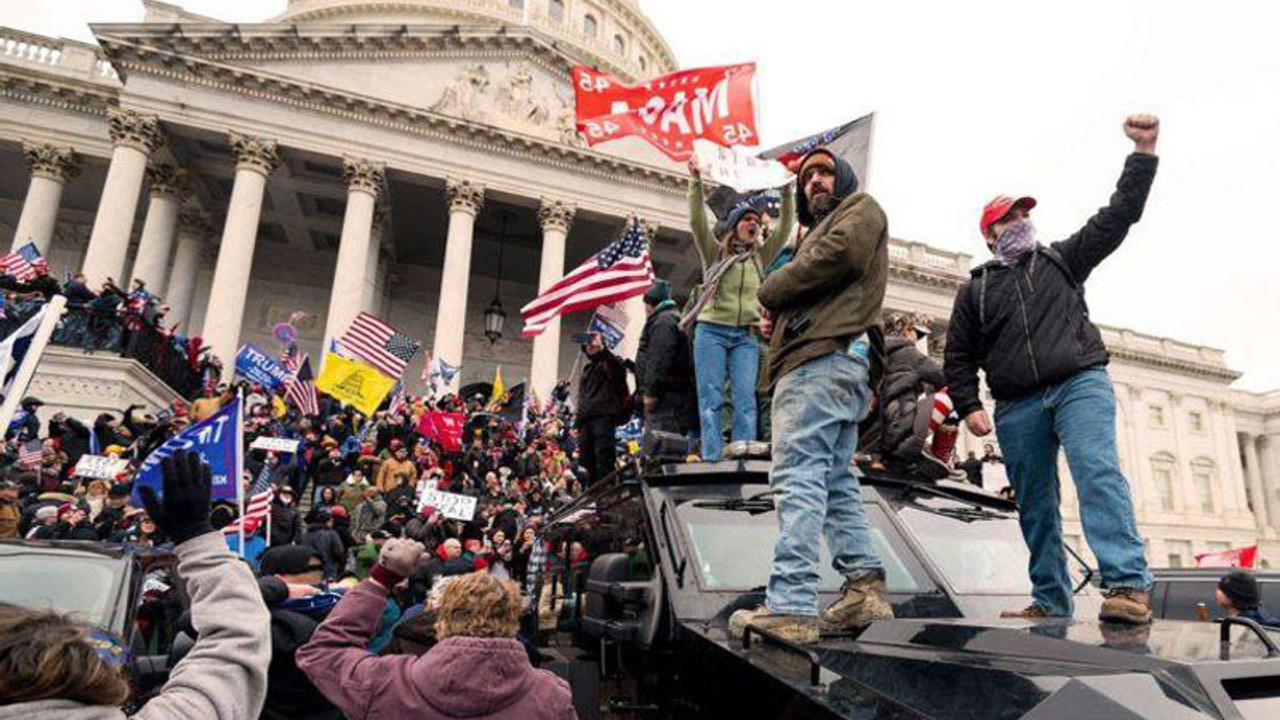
left=0, top=539, right=133, bottom=560
left=1153, top=567, right=1280, bottom=581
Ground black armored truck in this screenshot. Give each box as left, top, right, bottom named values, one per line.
left=532, top=461, right=1280, bottom=720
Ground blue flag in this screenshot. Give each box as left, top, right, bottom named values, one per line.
left=133, top=397, right=242, bottom=504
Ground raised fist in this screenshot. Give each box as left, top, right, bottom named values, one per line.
left=1123, top=114, right=1159, bottom=154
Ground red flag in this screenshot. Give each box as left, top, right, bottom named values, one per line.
left=418, top=411, right=466, bottom=453
left=573, top=63, right=758, bottom=161
left=1194, top=545, right=1258, bottom=568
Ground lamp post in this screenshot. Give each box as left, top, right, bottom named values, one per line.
left=484, top=212, right=511, bottom=344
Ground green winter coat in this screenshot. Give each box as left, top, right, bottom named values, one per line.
left=688, top=179, right=795, bottom=328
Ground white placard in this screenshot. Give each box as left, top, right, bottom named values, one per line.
left=73, top=454, right=130, bottom=480
left=417, top=488, right=478, bottom=522
left=250, top=436, right=301, bottom=454
left=693, top=139, right=793, bottom=193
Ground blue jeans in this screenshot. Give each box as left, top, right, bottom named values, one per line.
left=694, top=322, right=759, bottom=461
left=766, top=350, right=881, bottom=616
left=994, top=366, right=1152, bottom=617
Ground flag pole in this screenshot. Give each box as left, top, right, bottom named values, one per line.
left=0, top=295, right=66, bottom=432
left=236, top=386, right=246, bottom=558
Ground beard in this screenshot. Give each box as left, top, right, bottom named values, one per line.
left=809, top=192, right=839, bottom=222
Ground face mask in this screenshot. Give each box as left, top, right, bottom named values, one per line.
left=994, top=218, right=1037, bottom=265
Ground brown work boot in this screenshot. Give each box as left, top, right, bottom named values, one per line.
left=819, top=572, right=894, bottom=632
left=728, top=605, right=819, bottom=645
left=1099, top=588, right=1152, bottom=625
left=999, top=603, right=1049, bottom=619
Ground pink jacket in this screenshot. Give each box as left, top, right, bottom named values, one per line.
left=296, top=581, right=576, bottom=720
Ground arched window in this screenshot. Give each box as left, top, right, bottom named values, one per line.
left=638, top=54, right=648, bottom=73
left=583, top=14, right=598, bottom=37
left=1151, top=452, right=1177, bottom=511
left=613, top=34, right=626, bottom=55
left=1192, top=458, right=1217, bottom=514
left=548, top=0, right=565, bottom=24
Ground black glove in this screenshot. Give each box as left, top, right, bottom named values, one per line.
left=138, top=449, right=213, bottom=545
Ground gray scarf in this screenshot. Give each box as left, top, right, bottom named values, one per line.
left=679, top=239, right=760, bottom=331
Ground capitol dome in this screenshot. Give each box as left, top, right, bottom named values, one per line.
left=275, top=0, right=677, bottom=83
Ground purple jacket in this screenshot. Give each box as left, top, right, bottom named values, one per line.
left=296, top=580, right=576, bottom=720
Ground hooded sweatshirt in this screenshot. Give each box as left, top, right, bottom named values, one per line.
left=297, top=581, right=575, bottom=720
left=0, top=532, right=270, bottom=720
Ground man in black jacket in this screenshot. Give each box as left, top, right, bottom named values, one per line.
left=573, top=331, right=629, bottom=485
left=636, top=280, right=696, bottom=436
left=944, top=114, right=1160, bottom=624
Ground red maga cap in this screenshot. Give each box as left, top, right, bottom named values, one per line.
left=980, top=195, right=1037, bottom=236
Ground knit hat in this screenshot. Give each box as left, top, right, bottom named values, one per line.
left=35, top=505, right=57, bottom=522
left=643, top=279, right=672, bottom=307
left=108, top=483, right=131, bottom=498
left=56, top=502, right=76, bottom=521
left=1219, top=570, right=1261, bottom=609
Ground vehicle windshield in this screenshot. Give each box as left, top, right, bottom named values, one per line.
left=897, top=497, right=1035, bottom=594
left=0, top=551, right=122, bottom=628
left=675, top=500, right=925, bottom=593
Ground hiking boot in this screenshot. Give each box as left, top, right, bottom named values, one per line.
left=819, top=572, right=894, bottom=632
left=728, top=605, right=819, bottom=645
left=1099, top=588, right=1152, bottom=625
left=1000, top=603, right=1050, bottom=619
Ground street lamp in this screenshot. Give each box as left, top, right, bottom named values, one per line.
left=484, top=212, right=511, bottom=344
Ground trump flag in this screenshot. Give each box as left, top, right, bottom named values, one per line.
left=133, top=397, right=242, bottom=504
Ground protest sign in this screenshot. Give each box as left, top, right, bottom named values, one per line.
left=235, top=344, right=290, bottom=391
left=573, top=63, right=758, bottom=161
left=133, top=397, right=242, bottom=504
left=693, top=139, right=793, bottom=193
left=250, top=436, right=301, bottom=454
left=73, top=454, right=130, bottom=480
left=588, top=302, right=627, bottom=351
left=315, top=352, right=396, bottom=416
left=417, top=488, right=478, bottom=522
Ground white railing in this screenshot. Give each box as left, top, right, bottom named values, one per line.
left=1, top=30, right=63, bottom=66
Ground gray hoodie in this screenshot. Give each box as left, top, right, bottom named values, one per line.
left=0, top=532, right=271, bottom=720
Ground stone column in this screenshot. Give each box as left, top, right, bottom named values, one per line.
left=129, top=163, right=190, bottom=295
left=13, top=142, right=80, bottom=254
left=361, top=225, right=383, bottom=315
left=322, top=156, right=386, bottom=358
left=1169, top=394, right=1197, bottom=512
left=529, top=198, right=576, bottom=401
left=1242, top=433, right=1270, bottom=530
left=430, top=178, right=484, bottom=392
left=165, top=209, right=212, bottom=333
left=82, top=109, right=163, bottom=286
left=1261, top=435, right=1280, bottom=531
left=200, top=132, right=281, bottom=366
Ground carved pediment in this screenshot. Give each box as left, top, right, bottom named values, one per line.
left=235, top=54, right=584, bottom=147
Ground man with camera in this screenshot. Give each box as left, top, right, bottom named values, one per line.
left=729, top=147, right=893, bottom=643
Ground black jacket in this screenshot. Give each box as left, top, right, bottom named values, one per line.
left=301, top=525, right=346, bottom=579
left=945, top=153, right=1158, bottom=416
left=269, top=503, right=303, bottom=547
left=575, top=348, right=629, bottom=425
left=882, top=338, right=945, bottom=403
left=636, top=304, right=697, bottom=426
left=257, top=577, right=342, bottom=720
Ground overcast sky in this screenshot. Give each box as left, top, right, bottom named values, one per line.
left=13, top=0, right=1280, bottom=391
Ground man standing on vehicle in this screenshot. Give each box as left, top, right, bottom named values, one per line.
left=635, top=279, right=696, bottom=437
left=729, top=147, right=893, bottom=644
left=944, top=115, right=1160, bottom=624
left=574, top=331, right=630, bottom=486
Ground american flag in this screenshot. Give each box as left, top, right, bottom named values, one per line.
left=282, top=349, right=320, bottom=417
left=521, top=220, right=653, bottom=336
left=338, top=312, right=421, bottom=379
left=1, top=243, right=42, bottom=282
left=17, top=439, right=42, bottom=469
left=388, top=381, right=409, bottom=416
left=221, top=472, right=275, bottom=536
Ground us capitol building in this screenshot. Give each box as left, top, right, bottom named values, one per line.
left=1, top=0, right=1277, bottom=568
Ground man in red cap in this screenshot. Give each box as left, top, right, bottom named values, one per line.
left=944, top=114, right=1160, bottom=624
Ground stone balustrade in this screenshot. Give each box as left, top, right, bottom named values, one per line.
left=0, top=26, right=119, bottom=83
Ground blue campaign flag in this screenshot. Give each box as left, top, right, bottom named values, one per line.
left=234, top=344, right=290, bottom=391
left=132, top=397, right=242, bottom=504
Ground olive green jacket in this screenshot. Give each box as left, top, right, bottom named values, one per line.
left=688, top=180, right=795, bottom=328
left=757, top=193, right=889, bottom=389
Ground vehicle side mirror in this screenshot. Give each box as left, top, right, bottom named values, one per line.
left=581, top=552, right=662, bottom=648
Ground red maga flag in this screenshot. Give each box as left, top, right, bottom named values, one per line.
left=1195, top=545, right=1258, bottom=568
left=418, top=410, right=466, bottom=453
left=573, top=63, right=758, bottom=161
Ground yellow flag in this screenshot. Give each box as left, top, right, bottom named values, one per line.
left=490, top=365, right=506, bottom=406
left=316, top=352, right=397, bottom=416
